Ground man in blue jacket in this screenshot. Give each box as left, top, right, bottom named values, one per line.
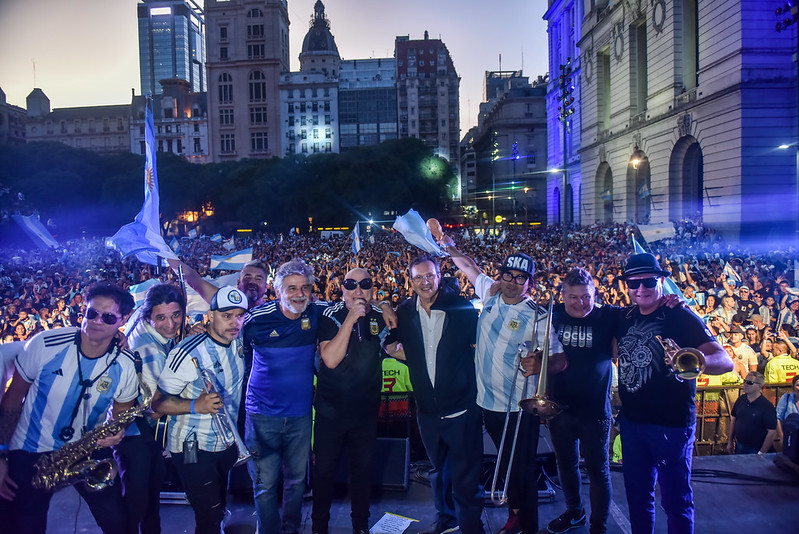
left=385, top=253, right=483, bottom=534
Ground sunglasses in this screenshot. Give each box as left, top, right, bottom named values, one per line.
left=626, top=278, right=659, bottom=289
left=501, top=272, right=529, bottom=285
left=743, top=380, right=761, bottom=386
left=85, top=307, right=121, bottom=325
left=342, top=278, right=373, bottom=291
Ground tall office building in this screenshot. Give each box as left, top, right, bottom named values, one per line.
left=338, top=58, right=397, bottom=150
left=395, top=32, right=460, bottom=175
left=205, top=0, right=289, bottom=161
left=138, top=0, right=206, bottom=96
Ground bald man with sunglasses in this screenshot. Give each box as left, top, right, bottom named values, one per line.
left=312, top=268, right=389, bottom=534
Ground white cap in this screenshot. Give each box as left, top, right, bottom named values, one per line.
left=210, top=286, right=248, bottom=312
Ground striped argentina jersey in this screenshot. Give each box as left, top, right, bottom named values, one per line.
left=124, top=319, right=174, bottom=436
left=474, top=274, right=562, bottom=412
left=11, top=328, right=139, bottom=453
left=158, top=331, right=245, bottom=454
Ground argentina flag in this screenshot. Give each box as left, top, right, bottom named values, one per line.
left=351, top=223, right=362, bottom=255
left=107, top=96, right=177, bottom=265
left=12, top=213, right=59, bottom=249
left=210, top=247, right=253, bottom=270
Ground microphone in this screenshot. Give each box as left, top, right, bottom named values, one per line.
left=356, top=317, right=366, bottom=342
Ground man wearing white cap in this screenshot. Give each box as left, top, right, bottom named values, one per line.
left=153, top=286, right=248, bottom=534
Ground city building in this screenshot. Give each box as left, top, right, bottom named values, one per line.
left=460, top=71, right=549, bottom=227
left=395, top=32, right=461, bottom=176
left=338, top=58, right=398, bottom=150
left=130, top=79, right=209, bottom=163
left=0, top=87, right=26, bottom=147
left=575, top=0, right=797, bottom=241
left=544, top=0, right=583, bottom=226
left=205, top=0, right=289, bottom=161
left=279, top=0, right=340, bottom=156
left=25, top=89, right=131, bottom=154
left=138, top=0, right=206, bottom=96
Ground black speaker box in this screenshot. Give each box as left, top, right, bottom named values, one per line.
left=335, top=437, right=410, bottom=490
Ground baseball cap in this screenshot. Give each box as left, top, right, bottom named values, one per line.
left=500, top=253, right=535, bottom=278
left=210, top=286, right=248, bottom=312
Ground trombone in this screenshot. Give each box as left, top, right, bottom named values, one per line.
left=518, top=296, right=564, bottom=419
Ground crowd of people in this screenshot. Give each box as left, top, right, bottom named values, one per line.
left=0, top=219, right=798, bottom=534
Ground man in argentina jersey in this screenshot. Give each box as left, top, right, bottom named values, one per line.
left=117, top=283, right=186, bottom=534
left=444, top=240, right=554, bottom=534
left=242, top=258, right=326, bottom=534
left=153, top=286, right=247, bottom=534
left=0, top=282, right=138, bottom=534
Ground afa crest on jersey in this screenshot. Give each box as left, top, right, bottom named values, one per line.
left=370, top=318, right=379, bottom=336
left=508, top=318, right=520, bottom=331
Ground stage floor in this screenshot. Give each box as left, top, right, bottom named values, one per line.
left=42, top=453, right=798, bottom=534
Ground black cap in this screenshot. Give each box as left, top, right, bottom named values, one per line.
left=500, top=253, right=535, bottom=278
left=621, top=253, right=671, bottom=280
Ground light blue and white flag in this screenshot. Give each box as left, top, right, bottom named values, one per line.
left=392, top=209, right=447, bottom=257
left=722, top=261, right=742, bottom=286
left=185, top=273, right=241, bottom=315
left=128, top=278, right=162, bottom=309
left=210, top=234, right=223, bottom=243
left=351, top=223, right=362, bottom=255
left=107, top=96, right=177, bottom=265
left=12, top=213, right=59, bottom=249
left=631, top=234, right=694, bottom=305
left=638, top=222, right=675, bottom=242
left=210, top=247, right=253, bottom=270
left=187, top=228, right=198, bottom=239
left=223, top=236, right=235, bottom=251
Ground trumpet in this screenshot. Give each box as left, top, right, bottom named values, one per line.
left=656, top=336, right=706, bottom=381
left=192, top=358, right=252, bottom=467
left=518, top=296, right=563, bottom=419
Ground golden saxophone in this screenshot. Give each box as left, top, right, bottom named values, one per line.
left=32, top=375, right=152, bottom=492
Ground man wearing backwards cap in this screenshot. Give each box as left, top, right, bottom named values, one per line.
left=614, top=254, right=731, bottom=534
left=443, top=238, right=553, bottom=534
left=153, top=286, right=248, bottom=534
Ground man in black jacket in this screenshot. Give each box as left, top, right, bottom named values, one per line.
left=385, top=253, right=483, bottom=534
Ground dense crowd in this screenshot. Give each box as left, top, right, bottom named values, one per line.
left=1, top=220, right=797, bottom=382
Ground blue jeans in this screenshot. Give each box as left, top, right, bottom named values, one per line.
left=245, top=413, right=312, bottom=534
left=548, top=413, right=611, bottom=533
left=619, top=415, right=696, bottom=534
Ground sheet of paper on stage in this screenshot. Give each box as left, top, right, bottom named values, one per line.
left=370, top=512, right=418, bottom=534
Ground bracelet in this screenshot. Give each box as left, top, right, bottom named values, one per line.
left=190, top=399, right=196, bottom=415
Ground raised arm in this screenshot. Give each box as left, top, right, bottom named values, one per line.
left=167, top=258, right=218, bottom=305
left=439, top=236, right=482, bottom=286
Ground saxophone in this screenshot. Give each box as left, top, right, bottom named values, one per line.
left=32, top=372, right=152, bottom=493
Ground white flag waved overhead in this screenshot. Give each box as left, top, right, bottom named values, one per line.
left=392, top=209, right=447, bottom=257
left=210, top=247, right=253, bottom=270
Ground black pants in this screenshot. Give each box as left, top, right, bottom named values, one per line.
left=172, top=446, right=237, bottom=534
left=0, top=449, right=128, bottom=534
left=417, top=406, right=485, bottom=534
left=483, top=408, right=540, bottom=533
left=114, top=433, right=165, bottom=534
left=311, top=411, right=378, bottom=533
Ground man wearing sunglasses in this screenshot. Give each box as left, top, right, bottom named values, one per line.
left=0, top=282, right=138, bottom=533
left=727, top=372, right=777, bottom=455
left=615, top=253, right=732, bottom=534
left=312, top=268, right=389, bottom=534
left=442, top=240, right=547, bottom=534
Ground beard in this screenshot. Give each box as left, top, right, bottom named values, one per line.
left=281, top=294, right=309, bottom=315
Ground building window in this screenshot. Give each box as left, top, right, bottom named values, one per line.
left=117, top=118, right=124, bottom=130
left=288, top=102, right=295, bottom=113
left=194, top=123, right=200, bottom=132
left=219, top=25, right=228, bottom=41
left=313, top=129, right=319, bottom=139
left=324, top=101, right=330, bottom=112
left=247, top=8, right=263, bottom=17
left=313, top=143, right=319, bottom=153
left=325, top=115, right=331, bottom=125
left=220, top=134, right=235, bottom=153
left=165, top=108, right=174, bottom=119
left=220, top=47, right=228, bottom=60
left=219, top=108, right=234, bottom=125
left=325, top=128, right=331, bottom=139
left=249, top=71, right=266, bottom=102
left=248, top=44, right=265, bottom=59
left=251, top=132, right=268, bottom=152
left=325, top=142, right=332, bottom=152
left=312, top=102, right=318, bottom=112
left=301, top=142, right=307, bottom=153
left=158, top=140, right=164, bottom=152
left=300, top=102, right=307, bottom=113
left=247, top=24, right=264, bottom=38
left=300, top=116, right=307, bottom=126
left=218, top=73, right=233, bottom=103
left=250, top=106, right=268, bottom=125
left=312, top=116, right=319, bottom=126
left=194, top=138, right=201, bottom=153
left=140, top=141, right=146, bottom=154
left=166, top=125, right=172, bottom=133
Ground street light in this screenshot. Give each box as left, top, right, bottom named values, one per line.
left=631, top=157, right=641, bottom=224
left=558, top=57, right=575, bottom=244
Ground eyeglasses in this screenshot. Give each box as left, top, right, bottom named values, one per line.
left=342, top=278, right=373, bottom=291
left=743, top=380, right=761, bottom=386
left=626, top=278, right=659, bottom=289
left=85, top=307, right=121, bottom=325
left=411, top=273, right=438, bottom=284
left=501, top=272, right=529, bottom=285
